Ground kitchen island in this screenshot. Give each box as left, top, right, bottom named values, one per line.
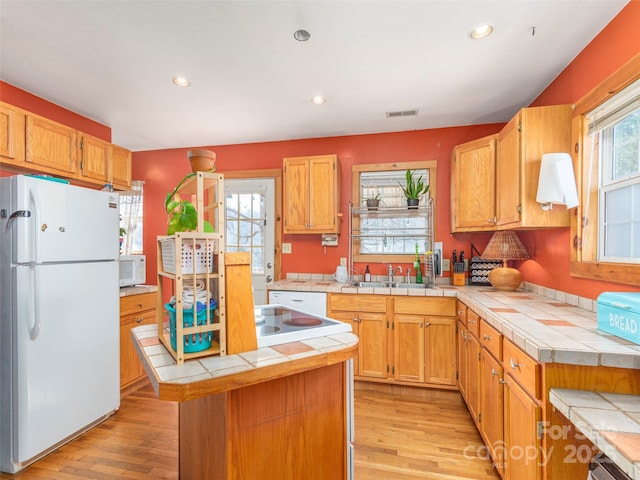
left=131, top=323, right=358, bottom=480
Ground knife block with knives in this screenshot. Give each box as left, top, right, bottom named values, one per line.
left=452, top=249, right=466, bottom=286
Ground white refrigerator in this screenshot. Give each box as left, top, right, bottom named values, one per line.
left=0, top=175, right=121, bottom=473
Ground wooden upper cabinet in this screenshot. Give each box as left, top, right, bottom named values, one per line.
left=283, top=154, right=340, bottom=234
left=496, top=104, right=572, bottom=228
left=111, top=144, right=132, bottom=190
left=451, top=104, right=572, bottom=232
left=0, top=102, right=26, bottom=165
left=450, top=134, right=497, bottom=232
left=26, top=114, right=78, bottom=175
left=78, top=133, right=109, bottom=184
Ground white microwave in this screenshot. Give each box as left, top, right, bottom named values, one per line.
left=119, top=255, right=146, bottom=287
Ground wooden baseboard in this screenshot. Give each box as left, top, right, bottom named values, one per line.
left=355, top=380, right=464, bottom=403
left=120, top=376, right=151, bottom=399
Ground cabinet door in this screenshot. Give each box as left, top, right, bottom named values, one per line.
left=503, top=374, right=542, bottom=480
left=283, top=157, right=309, bottom=233
left=330, top=311, right=361, bottom=376
left=111, top=144, right=132, bottom=190
left=26, top=115, right=78, bottom=174
left=308, top=155, right=338, bottom=232
left=467, top=332, right=481, bottom=423
left=496, top=114, right=521, bottom=226
left=425, top=316, right=456, bottom=386
left=394, top=314, right=425, bottom=383
left=79, top=134, right=109, bottom=184
left=457, top=321, right=468, bottom=400
left=359, top=312, right=388, bottom=379
left=451, top=135, right=497, bottom=231
left=120, top=308, right=156, bottom=389
left=0, top=102, right=26, bottom=165
left=480, top=349, right=505, bottom=474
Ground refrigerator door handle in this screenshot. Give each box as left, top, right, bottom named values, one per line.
left=29, top=264, right=41, bottom=340
left=29, top=188, right=42, bottom=264
left=4, top=210, right=31, bottom=232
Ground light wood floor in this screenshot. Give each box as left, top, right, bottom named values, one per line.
left=1, top=383, right=499, bottom=480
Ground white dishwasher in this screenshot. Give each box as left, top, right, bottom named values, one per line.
left=267, top=291, right=327, bottom=317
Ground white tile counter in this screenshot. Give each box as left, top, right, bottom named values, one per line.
left=271, top=276, right=640, bottom=368
left=550, top=388, right=640, bottom=479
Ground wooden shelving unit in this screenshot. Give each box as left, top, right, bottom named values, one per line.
left=156, top=172, right=226, bottom=365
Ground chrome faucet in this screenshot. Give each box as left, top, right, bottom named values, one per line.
left=388, top=264, right=403, bottom=283
left=406, top=267, right=412, bottom=283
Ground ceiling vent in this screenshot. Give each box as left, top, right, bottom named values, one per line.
left=385, top=109, right=419, bottom=118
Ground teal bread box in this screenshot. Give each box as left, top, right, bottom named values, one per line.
left=597, top=292, right=640, bottom=345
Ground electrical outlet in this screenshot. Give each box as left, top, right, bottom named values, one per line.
left=340, top=257, right=347, bottom=266
left=442, top=259, right=451, bottom=272
left=282, top=242, right=292, bottom=254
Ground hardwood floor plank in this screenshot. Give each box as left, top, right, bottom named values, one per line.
left=1, top=383, right=499, bottom=480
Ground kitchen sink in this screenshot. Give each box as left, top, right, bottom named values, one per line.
left=348, top=281, right=388, bottom=288
left=348, top=281, right=426, bottom=289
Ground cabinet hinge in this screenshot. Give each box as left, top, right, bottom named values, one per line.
left=478, top=413, right=482, bottom=423
left=537, top=421, right=545, bottom=440
left=80, top=137, right=84, bottom=150
left=517, top=204, right=522, bottom=213
left=517, top=122, right=522, bottom=132
left=456, top=371, right=459, bottom=380
left=478, top=352, right=481, bottom=361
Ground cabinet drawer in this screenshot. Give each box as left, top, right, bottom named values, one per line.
left=456, top=301, right=467, bottom=326
left=503, top=339, right=540, bottom=400
left=120, top=292, right=157, bottom=316
left=467, top=308, right=481, bottom=338
left=480, top=320, right=502, bottom=361
left=328, top=294, right=386, bottom=313
left=394, top=297, right=455, bottom=316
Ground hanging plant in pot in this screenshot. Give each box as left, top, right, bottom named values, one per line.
left=399, top=169, right=430, bottom=209
left=165, top=172, right=214, bottom=235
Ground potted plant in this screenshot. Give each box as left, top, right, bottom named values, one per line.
left=399, top=169, right=430, bottom=209
left=165, top=172, right=214, bottom=234
left=365, top=193, right=381, bottom=210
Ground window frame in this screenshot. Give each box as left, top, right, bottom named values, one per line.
left=570, top=53, right=640, bottom=286
left=351, top=160, right=437, bottom=263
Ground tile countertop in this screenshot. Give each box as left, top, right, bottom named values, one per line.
left=119, top=284, right=158, bottom=297
left=131, top=323, right=358, bottom=402
left=270, top=277, right=640, bottom=369
left=550, top=388, right=640, bottom=479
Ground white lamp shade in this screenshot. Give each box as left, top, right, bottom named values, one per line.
left=536, top=153, right=579, bottom=209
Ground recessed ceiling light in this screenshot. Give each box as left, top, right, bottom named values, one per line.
left=470, top=24, right=494, bottom=39
left=311, top=95, right=326, bottom=105
left=172, top=76, right=191, bottom=87
left=294, top=29, right=311, bottom=42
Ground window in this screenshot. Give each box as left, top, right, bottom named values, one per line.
left=119, top=180, right=144, bottom=254
left=571, top=58, right=640, bottom=285
left=352, top=161, right=436, bottom=262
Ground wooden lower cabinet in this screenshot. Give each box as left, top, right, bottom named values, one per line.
left=480, top=348, right=505, bottom=474
left=120, top=292, right=157, bottom=395
left=503, top=372, right=542, bottom=480
left=328, top=294, right=456, bottom=388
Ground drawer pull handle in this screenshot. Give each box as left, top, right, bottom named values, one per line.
left=491, top=368, right=499, bottom=377
left=510, top=358, right=520, bottom=369
left=468, top=319, right=476, bottom=324
left=137, top=303, right=143, bottom=308
left=135, top=317, right=144, bottom=324
left=483, top=334, right=492, bottom=341
left=424, top=322, right=431, bottom=328
left=499, top=379, right=508, bottom=385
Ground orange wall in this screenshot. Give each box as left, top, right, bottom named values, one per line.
left=133, top=126, right=500, bottom=282
left=0, top=81, right=111, bottom=142
left=518, top=0, right=640, bottom=298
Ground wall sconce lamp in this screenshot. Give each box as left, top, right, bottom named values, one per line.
left=481, top=231, right=530, bottom=292
left=536, top=153, right=579, bottom=210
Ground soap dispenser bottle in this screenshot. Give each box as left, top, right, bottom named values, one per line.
left=364, top=265, right=371, bottom=282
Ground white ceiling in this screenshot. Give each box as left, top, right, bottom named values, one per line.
left=0, top=1, right=629, bottom=152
